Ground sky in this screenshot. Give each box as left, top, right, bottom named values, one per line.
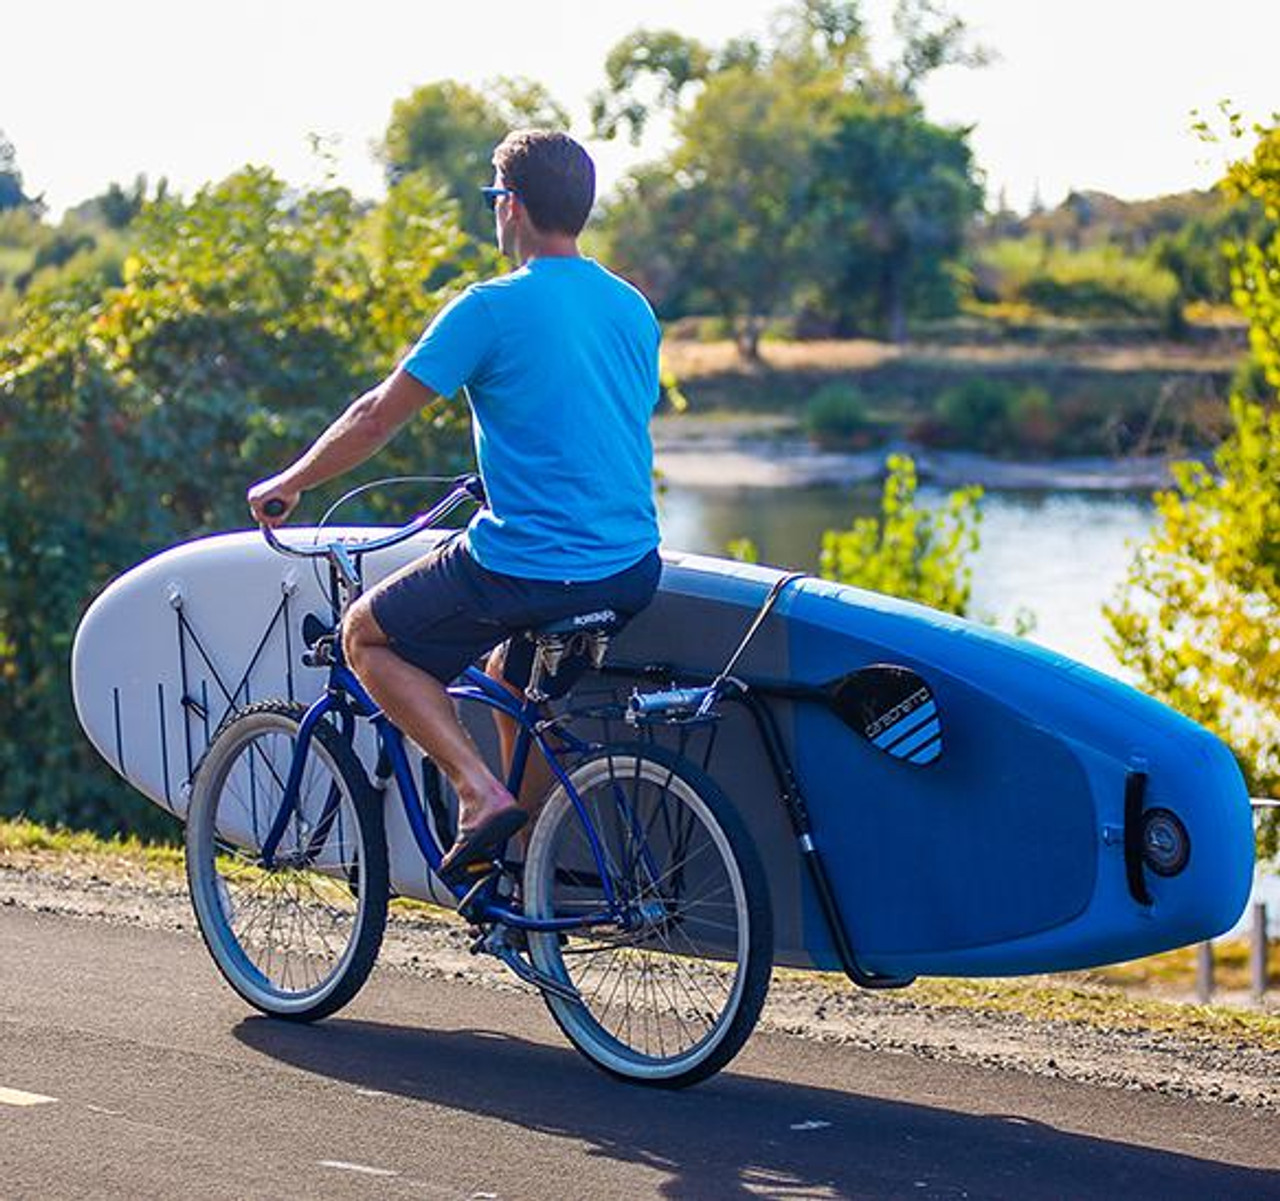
left=2, top=0, right=1276, bottom=219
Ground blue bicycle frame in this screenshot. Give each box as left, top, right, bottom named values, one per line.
left=258, top=637, right=634, bottom=934
left=254, top=474, right=667, bottom=936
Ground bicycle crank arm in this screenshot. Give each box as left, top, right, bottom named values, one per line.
left=491, top=944, right=583, bottom=1005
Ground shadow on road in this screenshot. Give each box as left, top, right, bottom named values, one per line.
left=236, top=1016, right=1277, bottom=1200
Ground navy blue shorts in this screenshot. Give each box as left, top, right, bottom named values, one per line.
left=369, top=536, right=662, bottom=687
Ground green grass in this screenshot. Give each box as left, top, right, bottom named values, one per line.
left=0, top=815, right=184, bottom=872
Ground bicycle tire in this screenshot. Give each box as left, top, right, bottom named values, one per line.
left=522, top=743, right=773, bottom=1087
left=184, top=700, right=388, bottom=1021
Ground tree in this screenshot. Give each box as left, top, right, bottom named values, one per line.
left=590, top=29, right=714, bottom=143
left=593, top=1, right=986, bottom=356
left=380, top=78, right=569, bottom=238
left=66, top=175, right=153, bottom=230
left=810, top=95, right=982, bottom=340
left=889, top=0, right=992, bottom=94
left=1106, top=120, right=1280, bottom=854
left=610, top=62, right=836, bottom=360
left=0, top=167, right=485, bottom=835
left=0, top=129, right=36, bottom=213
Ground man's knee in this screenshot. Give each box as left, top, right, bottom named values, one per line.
left=342, top=598, right=386, bottom=671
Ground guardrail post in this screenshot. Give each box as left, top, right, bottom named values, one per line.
left=1195, top=941, right=1214, bottom=1003
left=1251, top=902, right=1269, bottom=1002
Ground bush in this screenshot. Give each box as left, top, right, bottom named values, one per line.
left=804, top=383, right=876, bottom=448
left=1107, top=120, right=1280, bottom=855
left=930, top=378, right=1060, bottom=457
left=932, top=377, right=1018, bottom=453
left=0, top=167, right=486, bottom=837
left=976, top=238, right=1180, bottom=321
left=1008, top=385, right=1057, bottom=452
left=820, top=454, right=982, bottom=616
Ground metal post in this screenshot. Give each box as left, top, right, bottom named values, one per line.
left=1195, top=941, right=1214, bottom=1004
left=1251, top=902, right=1269, bottom=1002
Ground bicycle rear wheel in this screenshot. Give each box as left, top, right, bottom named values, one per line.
left=522, top=744, right=772, bottom=1087
left=184, top=700, right=388, bottom=1021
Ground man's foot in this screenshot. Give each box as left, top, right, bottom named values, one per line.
left=439, top=807, right=528, bottom=885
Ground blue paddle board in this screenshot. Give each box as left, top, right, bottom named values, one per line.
left=71, top=530, right=1254, bottom=977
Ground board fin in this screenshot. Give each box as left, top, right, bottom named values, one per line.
left=828, top=664, right=942, bottom=766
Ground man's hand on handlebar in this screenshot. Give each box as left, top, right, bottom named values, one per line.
left=247, top=476, right=301, bottom=528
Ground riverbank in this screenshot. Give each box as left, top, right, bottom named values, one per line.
left=653, top=414, right=1190, bottom=490
left=661, top=335, right=1240, bottom=460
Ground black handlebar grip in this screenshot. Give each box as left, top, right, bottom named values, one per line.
left=262, top=498, right=288, bottom=519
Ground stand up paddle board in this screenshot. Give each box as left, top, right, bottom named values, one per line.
left=72, top=528, right=1254, bottom=977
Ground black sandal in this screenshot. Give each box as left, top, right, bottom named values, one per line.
left=438, top=808, right=528, bottom=884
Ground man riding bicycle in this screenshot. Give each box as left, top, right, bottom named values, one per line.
left=247, top=129, right=662, bottom=882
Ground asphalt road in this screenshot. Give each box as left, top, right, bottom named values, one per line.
left=2, top=907, right=1278, bottom=1200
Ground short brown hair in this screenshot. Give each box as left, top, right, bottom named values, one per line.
left=492, top=130, right=595, bottom=237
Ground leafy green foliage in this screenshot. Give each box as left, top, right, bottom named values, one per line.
left=974, top=238, right=1181, bottom=322
left=971, top=186, right=1271, bottom=323
left=890, top=0, right=992, bottom=90
left=810, top=94, right=982, bottom=339
left=65, top=175, right=155, bottom=231
left=929, top=378, right=1057, bottom=455
left=380, top=78, right=569, bottom=238
left=819, top=453, right=981, bottom=615
left=1107, top=122, right=1280, bottom=853
left=590, top=29, right=713, bottom=143
left=0, top=167, right=483, bottom=834
left=804, top=383, right=876, bottom=447
left=0, top=130, right=37, bottom=213
left=595, top=1, right=983, bottom=356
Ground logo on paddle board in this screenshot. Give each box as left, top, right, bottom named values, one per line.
left=864, top=687, right=931, bottom=739
left=829, top=664, right=943, bottom=767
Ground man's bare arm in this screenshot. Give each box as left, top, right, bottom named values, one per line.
left=247, top=368, right=438, bottom=525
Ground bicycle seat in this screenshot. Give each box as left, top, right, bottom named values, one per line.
left=528, top=609, right=621, bottom=640
left=522, top=611, right=620, bottom=701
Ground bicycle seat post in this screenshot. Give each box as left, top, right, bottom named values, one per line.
left=523, top=613, right=619, bottom=703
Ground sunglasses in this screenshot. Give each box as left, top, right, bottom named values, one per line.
left=481, top=186, right=518, bottom=211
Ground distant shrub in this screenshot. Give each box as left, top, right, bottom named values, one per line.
left=931, top=378, right=1059, bottom=456
left=1008, top=385, right=1057, bottom=452
left=804, top=383, right=876, bottom=448
left=933, top=378, right=1019, bottom=453
left=976, top=238, right=1180, bottom=320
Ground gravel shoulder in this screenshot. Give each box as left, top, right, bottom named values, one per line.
left=3, top=854, right=1275, bottom=1112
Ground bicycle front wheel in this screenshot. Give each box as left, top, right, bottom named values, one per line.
left=184, top=700, right=388, bottom=1021
left=522, top=744, right=772, bottom=1087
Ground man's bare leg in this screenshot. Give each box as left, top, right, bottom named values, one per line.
left=343, top=600, right=516, bottom=833
left=485, top=647, right=553, bottom=818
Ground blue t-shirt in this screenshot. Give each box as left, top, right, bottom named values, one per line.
left=402, top=257, right=661, bottom=581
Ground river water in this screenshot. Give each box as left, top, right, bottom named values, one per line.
left=659, top=483, right=1155, bottom=676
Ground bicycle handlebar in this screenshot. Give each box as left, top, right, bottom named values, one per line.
left=259, top=474, right=485, bottom=570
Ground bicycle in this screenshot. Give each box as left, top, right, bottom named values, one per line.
left=183, top=475, right=773, bottom=1087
